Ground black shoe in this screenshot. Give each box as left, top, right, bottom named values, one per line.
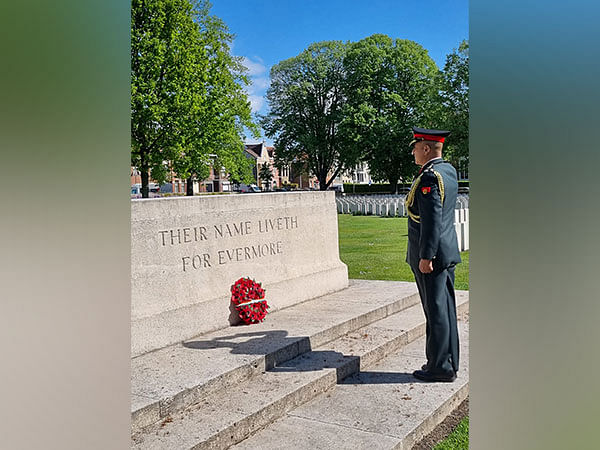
left=412, top=369, right=456, bottom=383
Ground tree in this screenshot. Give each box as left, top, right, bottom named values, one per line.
left=438, top=40, right=469, bottom=174
left=170, top=10, right=259, bottom=196
left=131, top=0, right=257, bottom=198
left=258, top=162, right=274, bottom=191
left=132, top=0, right=199, bottom=197
left=262, top=41, right=360, bottom=191
left=342, top=35, right=440, bottom=193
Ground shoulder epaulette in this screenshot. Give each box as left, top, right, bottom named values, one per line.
left=431, top=169, right=445, bottom=204
left=418, top=168, right=445, bottom=204
left=405, top=174, right=422, bottom=223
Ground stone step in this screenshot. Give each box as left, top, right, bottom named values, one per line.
left=233, top=318, right=470, bottom=450
left=131, top=289, right=468, bottom=449
left=132, top=280, right=423, bottom=433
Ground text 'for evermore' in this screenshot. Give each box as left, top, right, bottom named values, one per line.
left=182, top=241, right=284, bottom=271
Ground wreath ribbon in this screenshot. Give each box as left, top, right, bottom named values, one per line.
left=230, top=277, right=270, bottom=324
left=236, top=298, right=268, bottom=307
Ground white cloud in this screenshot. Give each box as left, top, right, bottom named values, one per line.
left=237, top=55, right=270, bottom=114
left=248, top=95, right=265, bottom=113
left=242, top=56, right=266, bottom=77
left=251, top=77, right=270, bottom=91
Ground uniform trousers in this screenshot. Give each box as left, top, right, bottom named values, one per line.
left=410, top=264, right=459, bottom=374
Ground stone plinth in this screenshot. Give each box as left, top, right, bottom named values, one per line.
left=131, top=191, right=348, bottom=357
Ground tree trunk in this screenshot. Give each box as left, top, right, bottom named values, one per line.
left=186, top=176, right=194, bottom=196
left=141, top=154, right=149, bottom=198
left=319, top=173, right=328, bottom=190
left=389, top=178, right=399, bottom=195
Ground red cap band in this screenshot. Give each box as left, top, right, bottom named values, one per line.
left=414, top=133, right=446, bottom=143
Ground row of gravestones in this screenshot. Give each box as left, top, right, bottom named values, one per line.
left=336, top=195, right=469, bottom=216
left=346, top=193, right=469, bottom=204
left=454, top=208, right=469, bottom=251
left=337, top=198, right=408, bottom=217
left=336, top=195, right=469, bottom=251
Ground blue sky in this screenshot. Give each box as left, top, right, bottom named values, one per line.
left=210, top=0, right=468, bottom=142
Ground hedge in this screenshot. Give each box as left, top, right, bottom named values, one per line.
left=343, top=180, right=469, bottom=194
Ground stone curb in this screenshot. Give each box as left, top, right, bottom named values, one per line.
left=132, top=286, right=421, bottom=433
left=396, top=383, right=469, bottom=450
left=132, top=296, right=468, bottom=449
left=231, top=317, right=469, bottom=450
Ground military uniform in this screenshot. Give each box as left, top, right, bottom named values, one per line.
left=406, top=127, right=461, bottom=382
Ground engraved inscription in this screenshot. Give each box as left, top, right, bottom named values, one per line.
left=159, top=226, right=208, bottom=246
left=182, top=254, right=212, bottom=271
left=217, top=241, right=283, bottom=265
left=257, top=216, right=298, bottom=233
left=157, top=216, right=298, bottom=272
left=214, top=221, right=252, bottom=238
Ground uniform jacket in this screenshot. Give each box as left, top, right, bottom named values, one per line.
left=405, top=158, right=461, bottom=269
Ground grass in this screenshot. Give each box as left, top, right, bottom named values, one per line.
left=337, top=214, right=470, bottom=447
left=434, top=416, right=469, bottom=449
left=337, top=215, right=469, bottom=290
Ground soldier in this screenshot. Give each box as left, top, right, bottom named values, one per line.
left=406, top=127, right=462, bottom=382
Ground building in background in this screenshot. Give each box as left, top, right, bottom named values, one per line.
left=199, top=166, right=232, bottom=193
left=132, top=142, right=343, bottom=195
left=131, top=164, right=231, bottom=196
left=289, top=164, right=319, bottom=189
left=325, top=161, right=374, bottom=191
left=244, top=142, right=292, bottom=190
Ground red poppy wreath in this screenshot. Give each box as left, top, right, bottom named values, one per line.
left=230, top=277, right=269, bottom=324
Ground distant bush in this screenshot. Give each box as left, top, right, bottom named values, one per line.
left=343, top=183, right=412, bottom=194
left=343, top=180, right=468, bottom=194
left=344, top=180, right=469, bottom=194
left=344, top=183, right=389, bottom=193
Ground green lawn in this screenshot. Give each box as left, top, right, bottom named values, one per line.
left=434, top=416, right=469, bottom=449
left=337, top=215, right=469, bottom=290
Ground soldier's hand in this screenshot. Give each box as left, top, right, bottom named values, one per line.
left=419, top=259, right=433, bottom=274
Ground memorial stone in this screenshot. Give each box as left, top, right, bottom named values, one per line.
left=131, top=192, right=348, bottom=356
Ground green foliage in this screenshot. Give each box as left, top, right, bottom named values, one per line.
left=258, top=162, right=274, bottom=189
left=262, top=41, right=360, bottom=190
left=169, top=8, right=259, bottom=192
left=437, top=40, right=469, bottom=169
left=434, top=416, right=469, bottom=449
left=342, top=183, right=420, bottom=193
left=260, top=35, right=467, bottom=194
left=131, top=0, right=257, bottom=197
left=131, top=0, right=199, bottom=195
left=343, top=183, right=393, bottom=194
left=343, top=35, right=440, bottom=192
left=337, top=215, right=469, bottom=290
